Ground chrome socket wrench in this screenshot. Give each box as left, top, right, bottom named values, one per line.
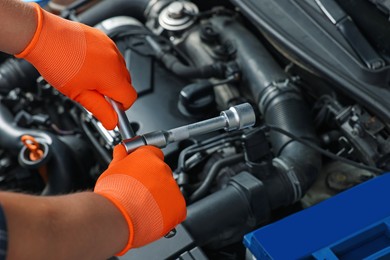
left=106, top=97, right=135, bottom=139
left=121, top=103, right=256, bottom=153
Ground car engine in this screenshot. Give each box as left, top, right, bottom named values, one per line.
left=1, top=0, right=390, bottom=259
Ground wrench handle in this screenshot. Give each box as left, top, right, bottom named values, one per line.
left=121, top=103, right=256, bottom=153
left=107, top=98, right=135, bottom=139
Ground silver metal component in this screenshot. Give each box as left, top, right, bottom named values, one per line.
left=83, top=111, right=116, bottom=148
left=143, top=131, right=170, bottom=147
left=167, top=2, right=185, bottom=18
left=106, top=98, right=135, bottom=139
left=122, top=136, right=147, bottom=152
left=164, top=228, right=177, bottom=238
left=144, top=0, right=160, bottom=17
left=167, top=117, right=227, bottom=142
left=273, top=157, right=302, bottom=202
left=95, top=16, right=144, bottom=33
left=96, top=122, right=116, bottom=148
left=221, top=104, right=256, bottom=131
left=122, top=103, right=256, bottom=153
left=158, top=1, right=199, bottom=31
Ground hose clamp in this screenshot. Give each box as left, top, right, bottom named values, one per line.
left=258, top=78, right=300, bottom=115
left=273, top=157, right=302, bottom=202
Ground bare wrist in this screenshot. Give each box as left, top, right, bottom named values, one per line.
left=0, top=1, right=38, bottom=54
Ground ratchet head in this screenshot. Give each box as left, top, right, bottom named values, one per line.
left=221, top=103, right=256, bottom=131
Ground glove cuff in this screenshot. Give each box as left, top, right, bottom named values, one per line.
left=94, top=173, right=164, bottom=252
left=15, top=3, right=43, bottom=58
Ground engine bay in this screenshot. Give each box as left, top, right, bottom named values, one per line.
left=1, top=0, right=390, bottom=259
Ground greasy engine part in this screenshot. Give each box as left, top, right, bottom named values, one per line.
left=230, top=0, right=390, bottom=123
left=184, top=171, right=269, bottom=248
left=87, top=2, right=321, bottom=249
left=138, top=9, right=321, bottom=247
left=1, top=1, right=389, bottom=259
left=0, top=58, right=39, bottom=93
left=176, top=14, right=320, bottom=247
left=210, top=15, right=321, bottom=208
left=0, top=103, right=90, bottom=195
left=145, top=35, right=228, bottom=80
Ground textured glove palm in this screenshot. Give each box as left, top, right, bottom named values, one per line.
left=94, top=145, right=187, bottom=255
left=16, top=4, right=136, bottom=130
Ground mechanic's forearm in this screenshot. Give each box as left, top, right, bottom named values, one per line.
left=0, top=192, right=128, bottom=259
left=0, top=0, right=37, bottom=54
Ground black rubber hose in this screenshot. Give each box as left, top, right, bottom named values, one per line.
left=184, top=172, right=268, bottom=248
left=189, top=153, right=244, bottom=202
left=165, top=59, right=225, bottom=79
left=182, top=16, right=321, bottom=246
left=0, top=58, right=39, bottom=93
left=185, top=180, right=253, bottom=247
left=146, top=36, right=226, bottom=79
left=264, top=97, right=321, bottom=207
left=78, top=0, right=152, bottom=26
left=210, top=17, right=286, bottom=102
left=211, top=16, right=321, bottom=207
left=0, top=103, right=82, bottom=195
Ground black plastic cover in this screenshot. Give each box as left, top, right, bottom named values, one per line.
left=118, top=48, right=196, bottom=156
left=119, top=224, right=208, bottom=260
left=230, top=0, right=390, bottom=122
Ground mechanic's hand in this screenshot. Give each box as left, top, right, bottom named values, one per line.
left=15, top=4, right=136, bottom=130
left=94, top=145, right=187, bottom=255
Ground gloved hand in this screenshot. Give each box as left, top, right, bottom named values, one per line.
left=15, top=3, right=136, bottom=130
left=94, top=145, right=186, bottom=255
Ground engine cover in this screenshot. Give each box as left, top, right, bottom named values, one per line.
left=230, top=0, right=390, bottom=122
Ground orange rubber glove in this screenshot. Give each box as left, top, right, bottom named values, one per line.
left=15, top=3, right=136, bottom=130
left=94, top=145, right=187, bottom=255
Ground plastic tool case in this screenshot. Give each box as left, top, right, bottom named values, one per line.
left=244, top=173, right=390, bottom=259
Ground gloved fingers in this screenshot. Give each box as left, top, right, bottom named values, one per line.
left=74, top=91, right=118, bottom=130
left=125, top=146, right=186, bottom=234
left=95, top=143, right=186, bottom=250
left=91, top=47, right=137, bottom=110
left=133, top=146, right=165, bottom=161
left=111, top=145, right=127, bottom=164
left=160, top=188, right=187, bottom=234
left=16, top=4, right=137, bottom=115
left=99, top=74, right=137, bottom=111
left=110, top=146, right=164, bottom=167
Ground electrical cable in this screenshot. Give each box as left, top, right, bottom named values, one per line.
left=188, top=153, right=244, bottom=202
left=177, top=131, right=243, bottom=171
left=110, top=31, right=195, bottom=68
left=50, top=123, right=76, bottom=135
left=265, top=125, right=383, bottom=174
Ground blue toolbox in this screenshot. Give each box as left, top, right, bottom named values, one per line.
left=244, top=173, right=390, bottom=259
